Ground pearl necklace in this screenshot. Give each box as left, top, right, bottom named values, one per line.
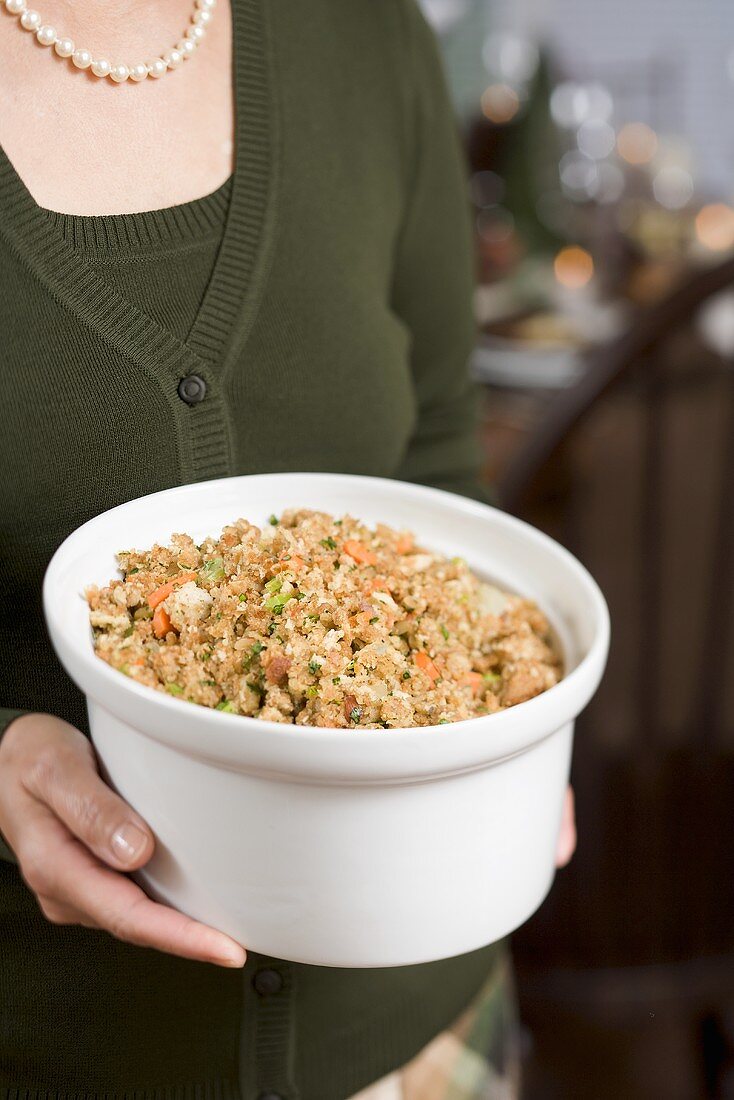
left=3, top=0, right=215, bottom=83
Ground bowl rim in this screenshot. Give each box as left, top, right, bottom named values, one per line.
left=43, top=473, right=610, bottom=776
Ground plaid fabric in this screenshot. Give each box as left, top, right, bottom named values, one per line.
left=349, top=953, right=520, bottom=1100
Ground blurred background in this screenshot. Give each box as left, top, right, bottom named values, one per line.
left=418, top=0, right=734, bottom=1096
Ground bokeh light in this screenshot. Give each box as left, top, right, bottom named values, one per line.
left=554, top=246, right=595, bottom=288
left=695, top=204, right=734, bottom=251
left=476, top=207, right=515, bottom=244
left=550, top=81, right=613, bottom=128
left=482, top=33, right=539, bottom=85
left=577, top=119, right=616, bottom=160
left=480, top=83, right=520, bottom=124
left=468, top=170, right=506, bottom=208
left=559, top=150, right=599, bottom=201
left=595, top=161, right=626, bottom=204
left=617, top=122, right=658, bottom=165
left=652, top=166, right=694, bottom=210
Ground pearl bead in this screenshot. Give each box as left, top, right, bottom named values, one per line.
left=146, top=57, right=167, bottom=78
left=35, top=22, right=55, bottom=45
left=8, top=0, right=216, bottom=82
left=72, top=48, right=92, bottom=69
left=54, top=36, right=74, bottom=57
left=19, top=8, right=41, bottom=30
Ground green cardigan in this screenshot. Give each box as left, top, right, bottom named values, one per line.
left=0, top=1, right=502, bottom=1096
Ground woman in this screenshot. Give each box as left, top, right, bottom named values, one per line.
left=0, top=1, right=575, bottom=1095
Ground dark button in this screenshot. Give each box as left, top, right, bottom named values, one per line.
left=253, top=967, right=283, bottom=996
left=257, top=1093, right=283, bottom=1100
left=177, top=374, right=207, bottom=405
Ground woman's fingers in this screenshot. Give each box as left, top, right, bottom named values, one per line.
left=555, top=786, right=576, bottom=868
left=53, top=839, right=246, bottom=966
left=21, top=725, right=155, bottom=871
left=16, top=798, right=245, bottom=966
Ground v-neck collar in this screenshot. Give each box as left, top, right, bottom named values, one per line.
left=0, top=0, right=278, bottom=388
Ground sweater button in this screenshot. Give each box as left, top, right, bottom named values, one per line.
left=177, top=374, right=207, bottom=405
left=253, top=967, right=283, bottom=995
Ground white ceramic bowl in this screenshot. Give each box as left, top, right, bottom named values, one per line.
left=43, top=473, right=609, bottom=968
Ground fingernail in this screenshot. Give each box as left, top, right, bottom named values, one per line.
left=111, top=822, right=148, bottom=863
left=213, top=949, right=246, bottom=968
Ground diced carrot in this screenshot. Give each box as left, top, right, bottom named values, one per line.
left=461, top=671, right=484, bottom=694
left=152, top=605, right=173, bottom=638
left=343, top=540, right=378, bottom=566
left=272, top=554, right=306, bottom=575
left=396, top=534, right=413, bottom=554
left=414, top=651, right=441, bottom=681
left=368, top=576, right=389, bottom=593
left=148, top=571, right=198, bottom=609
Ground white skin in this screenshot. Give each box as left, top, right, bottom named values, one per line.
left=0, top=0, right=575, bottom=965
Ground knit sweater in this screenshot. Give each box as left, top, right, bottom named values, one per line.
left=0, top=2, right=503, bottom=1096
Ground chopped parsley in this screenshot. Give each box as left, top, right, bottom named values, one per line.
left=305, top=685, right=319, bottom=699
left=320, top=536, right=337, bottom=551
left=308, top=659, right=321, bottom=675
left=268, top=514, right=279, bottom=525
left=242, top=642, right=265, bottom=671
left=166, top=683, right=183, bottom=696
left=369, top=616, right=379, bottom=625
left=438, top=719, right=449, bottom=725
left=332, top=676, right=341, bottom=685
left=349, top=706, right=362, bottom=723
left=440, top=625, right=450, bottom=640
left=127, top=567, right=139, bottom=575
left=215, top=700, right=236, bottom=713
left=402, top=670, right=411, bottom=680
left=238, top=593, right=247, bottom=602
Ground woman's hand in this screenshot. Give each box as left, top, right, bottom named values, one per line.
left=0, top=713, right=246, bottom=968
left=555, top=786, right=576, bottom=868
